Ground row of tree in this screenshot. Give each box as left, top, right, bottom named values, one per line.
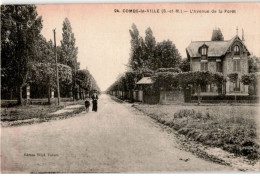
left=1, top=5, right=100, bottom=105
left=107, top=24, right=189, bottom=94
left=128, top=24, right=185, bottom=71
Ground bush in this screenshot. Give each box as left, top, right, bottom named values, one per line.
left=173, top=109, right=195, bottom=118
left=228, top=72, right=239, bottom=83
left=136, top=104, right=259, bottom=160
left=157, top=67, right=182, bottom=73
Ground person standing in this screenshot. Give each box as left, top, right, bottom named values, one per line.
left=91, top=91, right=99, bottom=112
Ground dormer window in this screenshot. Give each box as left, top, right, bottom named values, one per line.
left=201, top=47, right=207, bottom=56
left=234, top=45, right=240, bottom=55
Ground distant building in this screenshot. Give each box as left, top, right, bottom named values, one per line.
left=186, top=34, right=250, bottom=96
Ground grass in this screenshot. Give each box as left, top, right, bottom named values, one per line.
left=134, top=104, right=259, bottom=160
left=1, top=100, right=85, bottom=122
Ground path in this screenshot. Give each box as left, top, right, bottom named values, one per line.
left=1, top=94, right=233, bottom=173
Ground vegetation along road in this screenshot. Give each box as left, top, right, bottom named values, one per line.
left=1, top=94, right=233, bottom=173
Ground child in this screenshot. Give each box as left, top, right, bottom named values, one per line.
left=84, top=99, right=90, bottom=113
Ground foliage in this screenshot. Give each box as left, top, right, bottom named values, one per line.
left=152, top=72, right=180, bottom=91
left=241, top=73, right=258, bottom=85
left=128, top=23, right=143, bottom=71
left=212, top=72, right=226, bottom=87
left=1, top=6, right=100, bottom=101
left=1, top=5, right=43, bottom=104
left=153, top=40, right=182, bottom=70
left=136, top=104, right=259, bottom=160
left=152, top=71, right=225, bottom=90
left=128, top=24, right=182, bottom=71
left=179, top=58, right=190, bottom=72
left=156, top=68, right=182, bottom=73
left=34, top=34, right=54, bottom=63
left=76, top=69, right=91, bottom=89
left=144, top=27, right=156, bottom=69
left=228, top=73, right=239, bottom=83
left=152, top=71, right=225, bottom=104
left=248, top=55, right=259, bottom=73
left=211, top=28, right=224, bottom=41
left=60, top=18, right=78, bottom=69
left=124, top=72, right=137, bottom=91
left=30, top=62, right=72, bottom=88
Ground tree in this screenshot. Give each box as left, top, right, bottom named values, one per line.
left=179, top=58, right=190, bottom=72
left=228, top=73, right=239, bottom=101
left=241, top=73, right=258, bottom=95
left=144, top=27, right=156, bottom=70
left=154, top=40, right=182, bottom=70
left=1, top=5, right=43, bottom=104
left=30, top=63, right=72, bottom=103
left=128, top=23, right=144, bottom=71
left=211, top=28, right=224, bottom=41
left=60, top=18, right=79, bottom=100
left=248, top=55, right=259, bottom=73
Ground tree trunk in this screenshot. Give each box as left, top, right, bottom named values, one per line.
left=197, top=85, right=201, bottom=105
left=10, top=88, right=13, bottom=100
left=47, top=85, right=51, bottom=104
left=18, top=86, right=23, bottom=106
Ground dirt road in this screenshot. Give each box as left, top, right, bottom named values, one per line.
left=1, top=94, right=233, bottom=173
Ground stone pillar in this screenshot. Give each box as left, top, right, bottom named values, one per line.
left=51, top=89, right=55, bottom=98
left=26, top=85, right=30, bottom=100
left=226, top=81, right=230, bottom=94
left=245, top=85, right=248, bottom=94
left=207, top=85, right=210, bottom=93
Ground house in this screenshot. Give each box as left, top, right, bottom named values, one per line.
left=136, top=77, right=159, bottom=104
left=186, top=33, right=250, bottom=96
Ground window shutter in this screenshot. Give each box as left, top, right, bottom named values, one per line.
left=233, top=61, right=236, bottom=72
left=206, top=62, right=208, bottom=71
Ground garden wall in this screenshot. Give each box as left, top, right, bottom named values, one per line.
left=159, top=90, right=185, bottom=104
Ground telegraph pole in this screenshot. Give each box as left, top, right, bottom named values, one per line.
left=53, top=29, right=61, bottom=105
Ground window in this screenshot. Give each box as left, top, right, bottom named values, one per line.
left=233, top=60, right=241, bottom=72
left=201, top=47, right=207, bottom=56
left=201, top=62, right=208, bottom=71
left=216, top=62, right=222, bottom=72
left=234, top=45, right=240, bottom=55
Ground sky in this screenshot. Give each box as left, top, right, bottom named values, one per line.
left=36, top=3, right=260, bottom=91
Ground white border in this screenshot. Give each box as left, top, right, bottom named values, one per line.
left=1, top=0, right=260, bottom=5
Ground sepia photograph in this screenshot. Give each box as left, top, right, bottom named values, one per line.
left=1, top=1, right=260, bottom=174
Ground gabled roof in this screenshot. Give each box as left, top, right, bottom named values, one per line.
left=186, top=35, right=249, bottom=58
left=136, top=77, right=153, bottom=85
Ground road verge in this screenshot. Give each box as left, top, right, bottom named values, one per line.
left=132, top=103, right=259, bottom=172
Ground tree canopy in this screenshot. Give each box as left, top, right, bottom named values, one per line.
left=1, top=5, right=43, bottom=103
left=211, top=28, right=224, bottom=41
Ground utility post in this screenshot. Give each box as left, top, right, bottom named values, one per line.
left=53, top=29, right=61, bottom=105
left=74, top=54, right=78, bottom=101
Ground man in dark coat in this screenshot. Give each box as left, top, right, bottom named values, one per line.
left=91, top=91, right=98, bottom=112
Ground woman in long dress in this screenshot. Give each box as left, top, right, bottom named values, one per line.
left=91, top=92, right=99, bottom=112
